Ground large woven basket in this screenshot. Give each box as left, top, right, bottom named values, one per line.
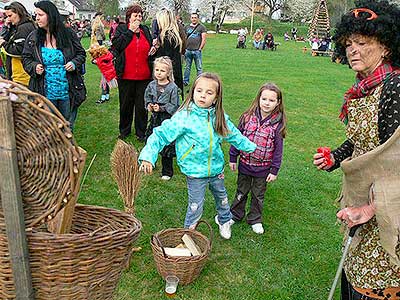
left=0, top=78, right=83, bottom=227
left=0, top=204, right=142, bottom=299
left=151, top=220, right=212, bottom=285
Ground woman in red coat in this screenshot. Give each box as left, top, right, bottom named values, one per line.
left=111, top=4, right=156, bottom=141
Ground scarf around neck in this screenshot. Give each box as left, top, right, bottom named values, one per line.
left=339, top=63, right=400, bottom=124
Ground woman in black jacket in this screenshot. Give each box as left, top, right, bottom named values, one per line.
left=22, top=0, right=86, bottom=131
left=154, top=8, right=185, bottom=101
left=111, top=4, right=155, bottom=141
left=0, top=1, right=36, bottom=85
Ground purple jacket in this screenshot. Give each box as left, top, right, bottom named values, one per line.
left=230, top=109, right=284, bottom=177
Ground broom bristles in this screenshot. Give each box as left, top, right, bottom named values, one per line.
left=110, top=139, right=141, bottom=215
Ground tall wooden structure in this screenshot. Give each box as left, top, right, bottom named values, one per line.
left=308, top=0, right=331, bottom=39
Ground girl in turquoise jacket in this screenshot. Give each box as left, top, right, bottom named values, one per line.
left=139, top=73, right=256, bottom=239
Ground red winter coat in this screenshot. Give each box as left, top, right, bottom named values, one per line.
left=96, top=51, right=116, bottom=82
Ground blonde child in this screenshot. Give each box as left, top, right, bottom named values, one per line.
left=144, top=56, right=180, bottom=180
left=139, top=73, right=256, bottom=239
left=229, top=83, right=286, bottom=234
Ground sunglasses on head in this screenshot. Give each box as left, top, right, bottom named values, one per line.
left=351, top=8, right=378, bottom=20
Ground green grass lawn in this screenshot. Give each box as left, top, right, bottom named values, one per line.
left=76, top=34, right=355, bottom=299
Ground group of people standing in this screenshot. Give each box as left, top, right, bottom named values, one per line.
left=0, top=1, right=86, bottom=131
left=110, top=6, right=207, bottom=144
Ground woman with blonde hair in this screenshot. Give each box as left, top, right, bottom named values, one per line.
left=154, top=8, right=185, bottom=100
left=91, top=12, right=105, bottom=46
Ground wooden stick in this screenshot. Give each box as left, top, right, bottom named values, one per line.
left=47, top=147, right=87, bottom=234
left=0, top=97, right=34, bottom=299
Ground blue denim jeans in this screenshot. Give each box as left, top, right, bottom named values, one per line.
left=183, top=49, right=202, bottom=85
left=69, top=105, right=78, bottom=132
left=184, top=174, right=232, bottom=228
left=49, top=99, right=71, bottom=122
left=253, top=41, right=262, bottom=49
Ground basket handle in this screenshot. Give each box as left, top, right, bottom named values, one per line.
left=151, top=234, right=167, bottom=258
left=194, top=220, right=213, bottom=248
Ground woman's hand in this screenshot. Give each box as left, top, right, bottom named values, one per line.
left=129, top=20, right=140, bottom=33
left=313, top=152, right=334, bottom=170
left=153, top=104, right=160, bottom=112
left=139, top=161, right=153, bottom=174
left=36, top=64, right=44, bottom=75
left=64, top=61, right=75, bottom=72
left=148, top=46, right=157, bottom=56
left=336, top=203, right=376, bottom=228
left=147, top=103, right=153, bottom=112
left=229, top=162, right=237, bottom=171
left=266, top=173, right=277, bottom=182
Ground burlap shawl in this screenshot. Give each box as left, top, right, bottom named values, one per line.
left=340, top=127, right=400, bottom=266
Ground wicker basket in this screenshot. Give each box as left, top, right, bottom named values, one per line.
left=151, top=220, right=213, bottom=285
left=0, top=204, right=142, bottom=300
left=0, top=78, right=84, bottom=227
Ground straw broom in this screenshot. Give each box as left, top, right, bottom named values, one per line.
left=111, top=139, right=142, bottom=254
left=111, top=139, right=141, bottom=215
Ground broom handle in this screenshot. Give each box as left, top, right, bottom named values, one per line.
left=327, top=225, right=360, bottom=300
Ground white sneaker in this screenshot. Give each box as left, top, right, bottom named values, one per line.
left=251, top=223, right=264, bottom=234
left=214, top=215, right=235, bottom=226
left=214, top=215, right=234, bottom=240
left=161, top=175, right=171, bottom=181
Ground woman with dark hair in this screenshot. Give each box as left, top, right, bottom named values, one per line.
left=111, top=4, right=156, bottom=141
left=313, top=0, right=400, bottom=299
left=109, top=16, right=120, bottom=40
left=22, top=0, right=86, bottom=130
left=0, top=1, right=35, bottom=85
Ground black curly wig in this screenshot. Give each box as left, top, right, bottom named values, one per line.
left=333, top=0, right=400, bottom=67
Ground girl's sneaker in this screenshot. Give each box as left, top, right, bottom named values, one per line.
left=251, top=223, right=264, bottom=234
left=161, top=175, right=171, bottom=181
left=214, top=215, right=234, bottom=240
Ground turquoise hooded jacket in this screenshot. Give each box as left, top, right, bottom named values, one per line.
left=139, top=102, right=256, bottom=178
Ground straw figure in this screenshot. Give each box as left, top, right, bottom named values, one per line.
left=111, top=139, right=141, bottom=215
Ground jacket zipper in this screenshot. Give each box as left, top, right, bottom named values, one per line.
left=33, top=42, right=44, bottom=92
left=181, top=145, right=194, bottom=161
left=135, top=32, right=139, bottom=76
left=207, top=111, right=213, bottom=176
left=34, top=42, right=43, bottom=65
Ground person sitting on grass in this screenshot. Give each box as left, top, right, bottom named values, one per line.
left=253, top=28, right=263, bottom=49
left=263, top=32, right=274, bottom=50
left=139, top=73, right=256, bottom=240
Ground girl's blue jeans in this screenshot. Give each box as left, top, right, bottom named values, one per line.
left=184, top=174, right=232, bottom=228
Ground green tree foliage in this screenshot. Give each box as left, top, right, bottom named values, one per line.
left=92, top=0, right=120, bottom=17
left=327, top=0, right=355, bottom=26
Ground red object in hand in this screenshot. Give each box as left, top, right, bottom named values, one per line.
left=317, top=147, right=333, bottom=167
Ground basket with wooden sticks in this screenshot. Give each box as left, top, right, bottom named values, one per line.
left=151, top=220, right=213, bottom=285
left=111, top=139, right=141, bottom=215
